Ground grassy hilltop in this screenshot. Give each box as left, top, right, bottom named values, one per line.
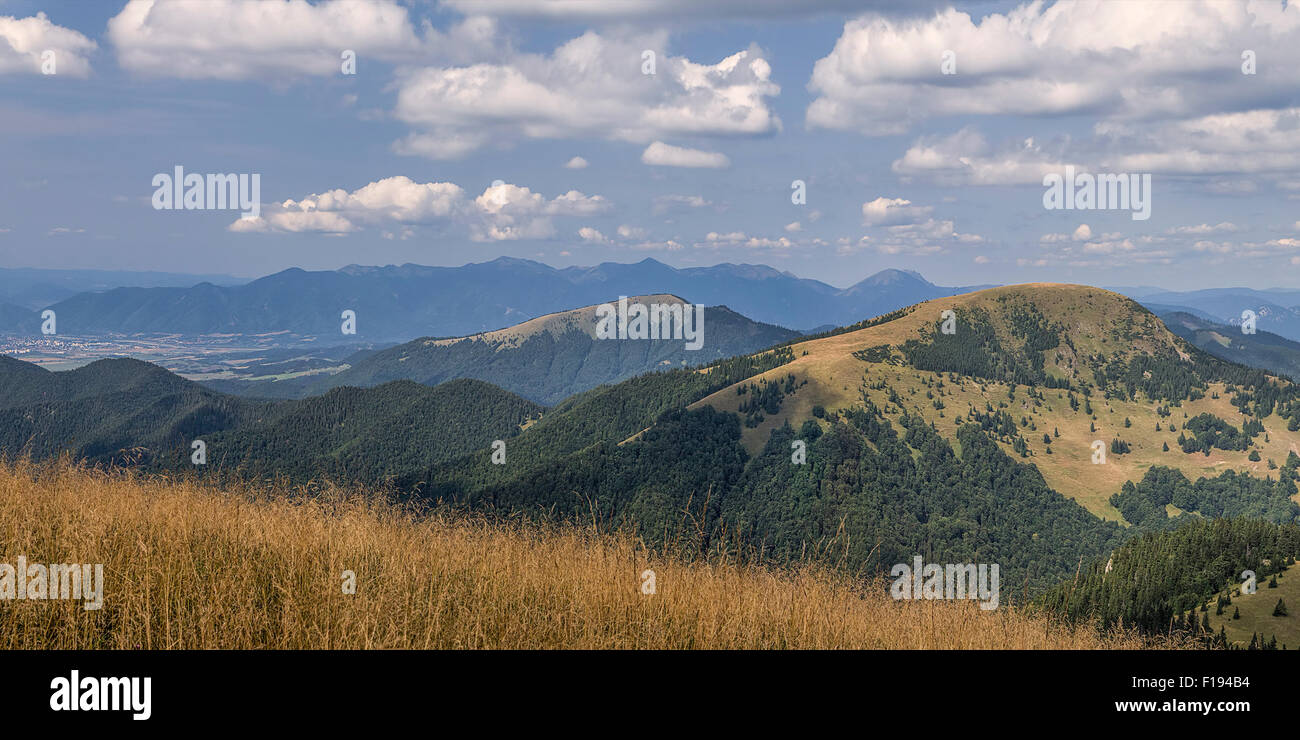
left=694, top=284, right=1300, bottom=523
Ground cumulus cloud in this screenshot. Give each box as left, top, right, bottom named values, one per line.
left=441, top=0, right=924, bottom=20
left=860, top=196, right=933, bottom=226
left=693, top=230, right=835, bottom=251
left=229, top=175, right=608, bottom=242
left=564, top=156, right=589, bottom=169
left=578, top=226, right=608, bottom=243
left=808, top=2, right=1300, bottom=135
left=0, top=12, right=96, bottom=77
left=393, top=31, right=779, bottom=158
left=1167, top=222, right=1240, bottom=235
left=871, top=218, right=983, bottom=255
left=1099, top=109, right=1300, bottom=177
left=641, top=141, right=730, bottom=168
left=107, top=0, right=497, bottom=79
left=892, top=129, right=1072, bottom=186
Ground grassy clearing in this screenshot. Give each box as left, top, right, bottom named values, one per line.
left=1204, top=564, right=1300, bottom=648
left=0, top=459, right=1158, bottom=650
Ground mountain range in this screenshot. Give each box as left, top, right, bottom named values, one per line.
left=1122, top=286, right=1300, bottom=343
left=1158, top=310, right=1300, bottom=382
left=0, top=258, right=990, bottom=340
left=0, top=267, right=244, bottom=313
left=204, top=295, right=801, bottom=404
left=5, top=282, right=1300, bottom=606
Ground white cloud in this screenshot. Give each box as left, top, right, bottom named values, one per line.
left=0, top=12, right=96, bottom=77
left=229, top=175, right=608, bottom=242
left=393, top=31, right=778, bottom=158
left=616, top=224, right=648, bottom=240
left=578, top=226, right=608, bottom=243
left=784, top=221, right=802, bottom=233
left=1072, top=224, right=1092, bottom=241
left=892, top=129, right=1070, bottom=186
left=808, top=2, right=1300, bottom=135
left=564, top=156, right=589, bottom=169
left=640, top=141, right=730, bottom=168
left=1167, top=222, right=1240, bottom=235
left=861, top=196, right=932, bottom=226
left=697, top=231, right=809, bottom=249
left=107, top=0, right=497, bottom=79
left=1100, top=109, right=1300, bottom=177
left=870, top=218, right=982, bottom=255
left=442, top=0, right=912, bottom=20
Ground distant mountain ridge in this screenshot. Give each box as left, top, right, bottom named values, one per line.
left=0, top=267, right=245, bottom=312
left=1158, top=310, right=1300, bottom=382
left=1119, top=286, right=1300, bottom=343
left=0, top=257, right=992, bottom=341
left=206, top=295, right=802, bottom=404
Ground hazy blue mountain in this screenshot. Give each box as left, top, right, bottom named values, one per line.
left=208, top=296, right=802, bottom=404
left=1137, top=288, right=1300, bottom=342
left=10, top=257, right=989, bottom=340
left=1158, top=310, right=1300, bottom=381
left=0, top=304, right=37, bottom=333
left=0, top=267, right=245, bottom=311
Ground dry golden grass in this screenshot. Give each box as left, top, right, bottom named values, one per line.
left=0, top=459, right=1161, bottom=650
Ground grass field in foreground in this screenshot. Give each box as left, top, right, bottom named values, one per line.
left=0, top=459, right=1165, bottom=650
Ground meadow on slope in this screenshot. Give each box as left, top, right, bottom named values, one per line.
left=0, top=459, right=1155, bottom=650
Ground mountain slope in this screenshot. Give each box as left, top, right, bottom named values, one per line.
left=230, top=296, right=800, bottom=404
left=0, top=357, right=263, bottom=462
left=690, top=284, right=1300, bottom=522
left=1160, top=310, right=1300, bottom=382
left=1136, top=288, right=1300, bottom=342
left=0, top=356, right=540, bottom=482
left=202, top=379, right=542, bottom=483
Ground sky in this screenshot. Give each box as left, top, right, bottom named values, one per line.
left=1, top=0, right=1299, bottom=290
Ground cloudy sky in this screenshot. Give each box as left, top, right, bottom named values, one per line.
left=2, top=0, right=1299, bottom=290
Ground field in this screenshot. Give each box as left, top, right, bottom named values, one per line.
left=1204, top=563, right=1300, bottom=649
left=0, top=459, right=1159, bottom=650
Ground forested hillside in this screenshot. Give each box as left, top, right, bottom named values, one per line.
left=0, top=357, right=540, bottom=482
left=208, top=297, right=800, bottom=404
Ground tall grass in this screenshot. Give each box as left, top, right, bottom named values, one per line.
left=0, top=459, right=1159, bottom=649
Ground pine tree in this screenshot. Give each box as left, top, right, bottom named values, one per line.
left=1274, top=599, right=1288, bottom=617
left=1233, top=606, right=1241, bottom=620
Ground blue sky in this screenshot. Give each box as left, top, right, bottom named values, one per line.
left=2, top=0, right=1299, bottom=290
